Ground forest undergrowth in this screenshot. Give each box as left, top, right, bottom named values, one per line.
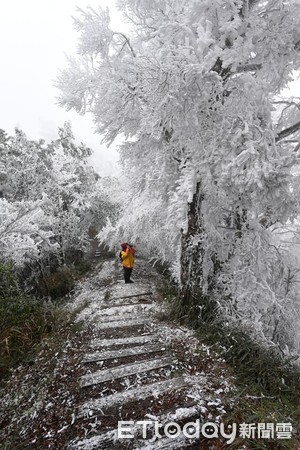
left=0, top=261, right=92, bottom=382
left=1, top=257, right=299, bottom=449
left=157, top=280, right=300, bottom=449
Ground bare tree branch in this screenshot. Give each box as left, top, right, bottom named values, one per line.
left=294, top=142, right=300, bottom=153
left=113, top=32, right=136, bottom=57
left=275, top=120, right=300, bottom=142
left=273, top=100, right=300, bottom=106
left=236, top=63, right=263, bottom=73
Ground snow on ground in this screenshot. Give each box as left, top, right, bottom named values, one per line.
left=0, top=256, right=238, bottom=449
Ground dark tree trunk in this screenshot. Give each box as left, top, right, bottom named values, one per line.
left=179, top=182, right=218, bottom=326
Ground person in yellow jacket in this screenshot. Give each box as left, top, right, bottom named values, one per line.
left=120, top=242, right=136, bottom=284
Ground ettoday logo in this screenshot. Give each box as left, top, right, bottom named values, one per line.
left=117, top=420, right=293, bottom=443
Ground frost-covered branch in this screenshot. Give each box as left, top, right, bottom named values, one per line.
left=112, top=32, right=136, bottom=57
left=275, top=120, right=300, bottom=142
left=236, top=63, right=263, bottom=73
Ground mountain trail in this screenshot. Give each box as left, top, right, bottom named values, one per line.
left=0, top=257, right=239, bottom=449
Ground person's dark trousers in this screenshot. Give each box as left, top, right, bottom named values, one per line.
left=123, top=267, right=133, bottom=283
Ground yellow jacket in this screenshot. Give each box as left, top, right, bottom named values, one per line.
left=121, top=247, right=136, bottom=268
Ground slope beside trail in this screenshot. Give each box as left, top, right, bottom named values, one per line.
left=0, top=257, right=236, bottom=449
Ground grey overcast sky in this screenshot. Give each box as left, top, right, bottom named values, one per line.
left=0, top=0, right=123, bottom=176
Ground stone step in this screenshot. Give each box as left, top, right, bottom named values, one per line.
left=69, top=405, right=199, bottom=449
left=98, top=304, right=155, bottom=318
left=100, top=301, right=153, bottom=310
left=110, top=292, right=153, bottom=300
left=95, top=316, right=150, bottom=330
left=83, top=343, right=166, bottom=363
left=80, top=356, right=177, bottom=387
left=79, top=376, right=188, bottom=416
left=67, top=432, right=115, bottom=450
left=89, top=334, right=159, bottom=348
left=96, top=314, right=137, bottom=323
left=68, top=433, right=190, bottom=450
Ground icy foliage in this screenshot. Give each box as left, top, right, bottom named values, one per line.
left=57, top=1, right=300, bottom=353
left=0, top=198, right=55, bottom=266
left=0, top=124, right=110, bottom=268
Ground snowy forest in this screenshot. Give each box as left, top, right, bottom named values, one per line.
left=1, top=0, right=300, bottom=363
left=57, top=0, right=300, bottom=358
left=0, top=0, right=300, bottom=369
left=0, top=122, right=116, bottom=287
left=2, top=0, right=300, bottom=447
left=0, top=122, right=119, bottom=368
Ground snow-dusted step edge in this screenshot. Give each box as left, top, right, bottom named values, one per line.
left=134, top=405, right=203, bottom=449
left=69, top=406, right=200, bottom=449
left=101, top=300, right=153, bottom=309
left=80, top=356, right=178, bottom=387
left=94, top=314, right=142, bottom=323
left=89, top=334, right=159, bottom=348
left=95, top=317, right=150, bottom=330
left=68, top=433, right=192, bottom=450
left=83, top=343, right=167, bottom=363
left=108, top=291, right=153, bottom=301
left=67, top=431, right=115, bottom=450
left=98, top=304, right=156, bottom=317
left=79, top=376, right=187, bottom=416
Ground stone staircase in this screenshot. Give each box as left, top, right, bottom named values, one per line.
left=66, top=260, right=231, bottom=449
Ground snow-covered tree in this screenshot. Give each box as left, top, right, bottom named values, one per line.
left=57, top=0, right=300, bottom=353
left=0, top=198, right=56, bottom=267
left=0, top=124, right=111, bottom=273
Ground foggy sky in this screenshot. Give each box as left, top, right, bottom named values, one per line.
left=0, top=0, right=122, bottom=176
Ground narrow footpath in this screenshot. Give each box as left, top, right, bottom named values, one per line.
left=0, top=257, right=236, bottom=449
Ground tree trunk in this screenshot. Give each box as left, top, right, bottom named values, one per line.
left=179, top=182, right=217, bottom=326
